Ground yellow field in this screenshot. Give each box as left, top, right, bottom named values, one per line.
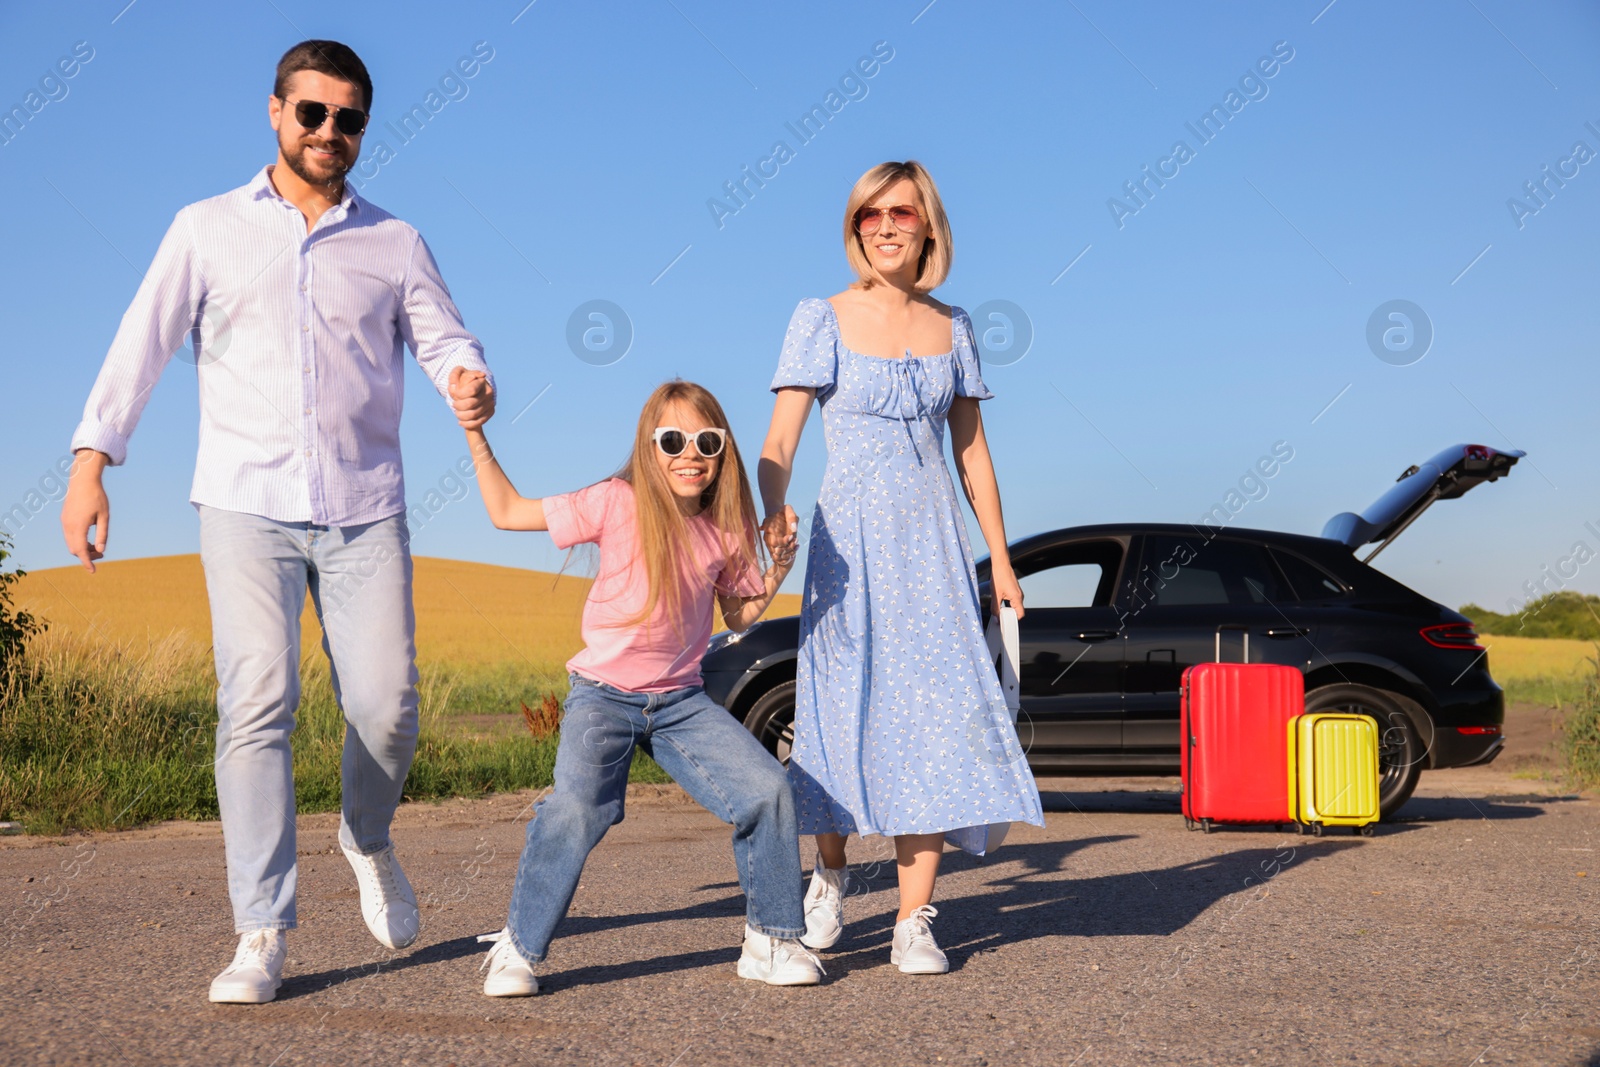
left=15, top=555, right=802, bottom=668
left=1485, top=634, right=1597, bottom=683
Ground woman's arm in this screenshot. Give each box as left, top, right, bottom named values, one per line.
left=948, top=396, right=1024, bottom=619
left=465, top=427, right=547, bottom=531
left=757, top=387, right=814, bottom=553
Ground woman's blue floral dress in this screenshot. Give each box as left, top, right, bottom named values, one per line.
left=771, top=297, right=1044, bottom=855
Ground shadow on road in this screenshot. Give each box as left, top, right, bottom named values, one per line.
left=821, top=835, right=1364, bottom=976
left=1393, top=793, right=1581, bottom=822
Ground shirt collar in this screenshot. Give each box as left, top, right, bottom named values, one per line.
left=252, top=164, right=363, bottom=215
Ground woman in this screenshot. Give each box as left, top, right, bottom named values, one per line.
left=758, top=160, right=1043, bottom=974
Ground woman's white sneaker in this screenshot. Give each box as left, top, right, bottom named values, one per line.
left=342, top=843, right=421, bottom=950
left=208, top=929, right=287, bottom=1004
left=478, top=930, right=539, bottom=997
left=890, top=905, right=949, bottom=974
left=737, top=926, right=826, bottom=986
left=800, top=863, right=848, bottom=950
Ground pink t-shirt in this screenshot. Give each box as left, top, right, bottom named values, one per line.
left=544, top=478, right=766, bottom=693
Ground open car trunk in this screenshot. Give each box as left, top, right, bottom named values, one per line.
left=1322, top=443, right=1524, bottom=561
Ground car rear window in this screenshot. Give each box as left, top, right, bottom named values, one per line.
left=1272, top=549, right=1348, bottom=600
left=1139, top=536, right=1287, bottom=607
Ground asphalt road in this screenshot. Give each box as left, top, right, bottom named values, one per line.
left=2, top=766, right=1596, bottom=1067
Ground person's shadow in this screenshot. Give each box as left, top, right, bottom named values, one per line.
left=815, top=833, right=1364, bottom=976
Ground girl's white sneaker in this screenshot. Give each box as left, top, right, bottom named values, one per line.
left=800, top=863, right=849, bottom=950
left=890, top=905, right=949, bottom=974
left=738, top=926, right=826, bottom=986
left=478, top=930, right=539, bottom=997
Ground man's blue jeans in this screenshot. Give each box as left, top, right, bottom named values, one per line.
left=505, top=674, right=806, bottom=963
left=198, top=505, right=419, bottom=932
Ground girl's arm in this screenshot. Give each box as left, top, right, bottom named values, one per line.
left=717, top=511, right=797, bottom=632
left=948, top=397, right=1024, bottom=619
left=465, top=427, right=547, bottom=531
left=757, top=388, right=814, bottom=556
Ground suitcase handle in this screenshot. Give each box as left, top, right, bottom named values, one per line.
left=1213, top=625, right=1250, bottom=664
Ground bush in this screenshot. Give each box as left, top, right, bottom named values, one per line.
left=1463, top=591, right=1600, bottom=641
left=1561, top=649, right=1600, bottom=791
left=0, top=628, right=665, bottom=833
left=0, top=532, right=44, bottom=678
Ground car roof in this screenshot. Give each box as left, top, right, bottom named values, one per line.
left=1008, top=523, right=1346, bottom=555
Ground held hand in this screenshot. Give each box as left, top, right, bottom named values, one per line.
left=762, top=506, right=799, bottom=568
left=449, top=367, right=495, bottom=430
left=61, top=451, right=110, bottom=573
left=990, top=564, right=1025, bottom=621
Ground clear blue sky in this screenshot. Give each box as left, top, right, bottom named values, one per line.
left=2, top=0, right=1597, bottom=614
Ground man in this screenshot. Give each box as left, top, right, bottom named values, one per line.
left=59, top=40, right=495, bottom=1004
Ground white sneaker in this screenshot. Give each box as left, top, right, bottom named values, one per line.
left=208, top=929, right=287, bottom=1004
left=478, top=930, right=539, bottom=997
left=800, top=863, right=848, bottom=950
left=891, top=905, right=949, bottom=975
left=737, top=926, right=826, bottom=986
left=342, top=843, right=421, bottom=950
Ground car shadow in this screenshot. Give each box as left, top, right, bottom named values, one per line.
left=1390, top=791, right=1580, bottom=822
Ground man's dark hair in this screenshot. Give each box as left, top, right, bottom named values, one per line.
left=274, top=40, right=373, bottom=111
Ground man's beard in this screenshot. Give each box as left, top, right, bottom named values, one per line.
left=282, top=137, right=352, bottom=190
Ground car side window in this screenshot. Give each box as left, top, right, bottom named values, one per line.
left=1272, top=549, right=1348, bottom=600
left=1016, top=541, right=1124, bottom=608
left=1137, top=536, right=1286, bottom=607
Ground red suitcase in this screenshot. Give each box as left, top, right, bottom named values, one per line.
left=1180, top=629, right=1303, bottom=833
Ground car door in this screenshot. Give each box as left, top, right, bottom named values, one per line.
left=1121, top=533, right=1318, bottom=753
left=1012, top=537, right=1129, bottom=754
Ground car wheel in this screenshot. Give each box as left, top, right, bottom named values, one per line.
left=742, top=680, right=796, bottom=765
left=1304, top=684, right=1424, bottom=819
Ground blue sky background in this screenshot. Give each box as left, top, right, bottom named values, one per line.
left=1, top=0, right=1597, bottom=614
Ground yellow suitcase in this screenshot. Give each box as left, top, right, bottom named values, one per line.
left=1287, top=712, right=1380, bottom=836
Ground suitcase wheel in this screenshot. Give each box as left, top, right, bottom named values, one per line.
left=1358, top=824, right=1375, bottom=837
left=1294, top=822, right=1305, bottom=836
left=1200, top=819, right=1213, bottom=834
left=1183, top=817, right=1196, bottom=832
left=1311, top=823, right=1324, bottom=837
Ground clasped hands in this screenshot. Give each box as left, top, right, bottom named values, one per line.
left=761, top=506, right=800, bottom=571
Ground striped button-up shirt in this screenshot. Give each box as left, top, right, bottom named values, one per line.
left=71, top=165, right=492, bottom=527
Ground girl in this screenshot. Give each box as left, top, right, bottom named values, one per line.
left=759, top=160, right=1044, bottom=974
left=466, top=379, right=824, bottom=995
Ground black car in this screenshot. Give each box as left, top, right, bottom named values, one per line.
left=704, top=443, right=1522, bottom=817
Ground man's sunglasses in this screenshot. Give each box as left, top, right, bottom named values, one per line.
left=854, top=204, right=923, bottom=234
left=282, top=97, right=369, bottom=137
left=652, top=426, right=727, bottom=459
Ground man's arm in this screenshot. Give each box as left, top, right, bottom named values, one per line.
left=399, top=233, right=495, bottom=428
left=62, top=210, right=203, bottom=571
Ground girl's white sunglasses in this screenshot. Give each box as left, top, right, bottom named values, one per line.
left=652, top=426, right=727, bottom=458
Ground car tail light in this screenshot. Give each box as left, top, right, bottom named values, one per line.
left=1420, top=622, right=1484, bottom=650
left=1456, top=725, right=1501, bottom=735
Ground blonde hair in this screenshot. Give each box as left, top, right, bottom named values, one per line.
left=842, top=160, right=952, bottom=292
left=612, top=380, right=763, bottom=631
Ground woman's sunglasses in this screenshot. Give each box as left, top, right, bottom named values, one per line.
left=653, top=426, right=727, bottom=459
left=282, top=97, right=369, bottom=137
left=854, top=204, right=923, bottom=234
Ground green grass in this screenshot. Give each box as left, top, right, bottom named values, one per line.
left=1561, top=653, right=1600, bottom=792
left=0, top=630, right=667, bottom=835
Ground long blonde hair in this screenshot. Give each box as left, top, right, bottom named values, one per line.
left=842, top=159, right=953, bottom=292
left=613, top=380, right=763, bottom=631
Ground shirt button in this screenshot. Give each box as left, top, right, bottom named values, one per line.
left=302, top=325, right=310, bottom=333
left=300, top=284, right=308, bottom=292
left=304, top=449, right=312, bottom=457
left=302, top=366, right=310, bottom=374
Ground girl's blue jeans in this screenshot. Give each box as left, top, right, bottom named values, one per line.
left=504, top=673, right=807, bottom=963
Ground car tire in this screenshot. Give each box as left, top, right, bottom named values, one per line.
left=1303, top=684, right=1425, bottom=819
left=742, top=680, right=796, bottom=766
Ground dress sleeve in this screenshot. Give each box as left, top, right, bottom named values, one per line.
left=542, top=479, right=619, bottom=550
left=769, top=298, right=838, bottom=395
left=951, top=307, right=995, bottom=400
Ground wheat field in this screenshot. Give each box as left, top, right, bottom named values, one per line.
left=15, top=554, right=803, bottom=669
